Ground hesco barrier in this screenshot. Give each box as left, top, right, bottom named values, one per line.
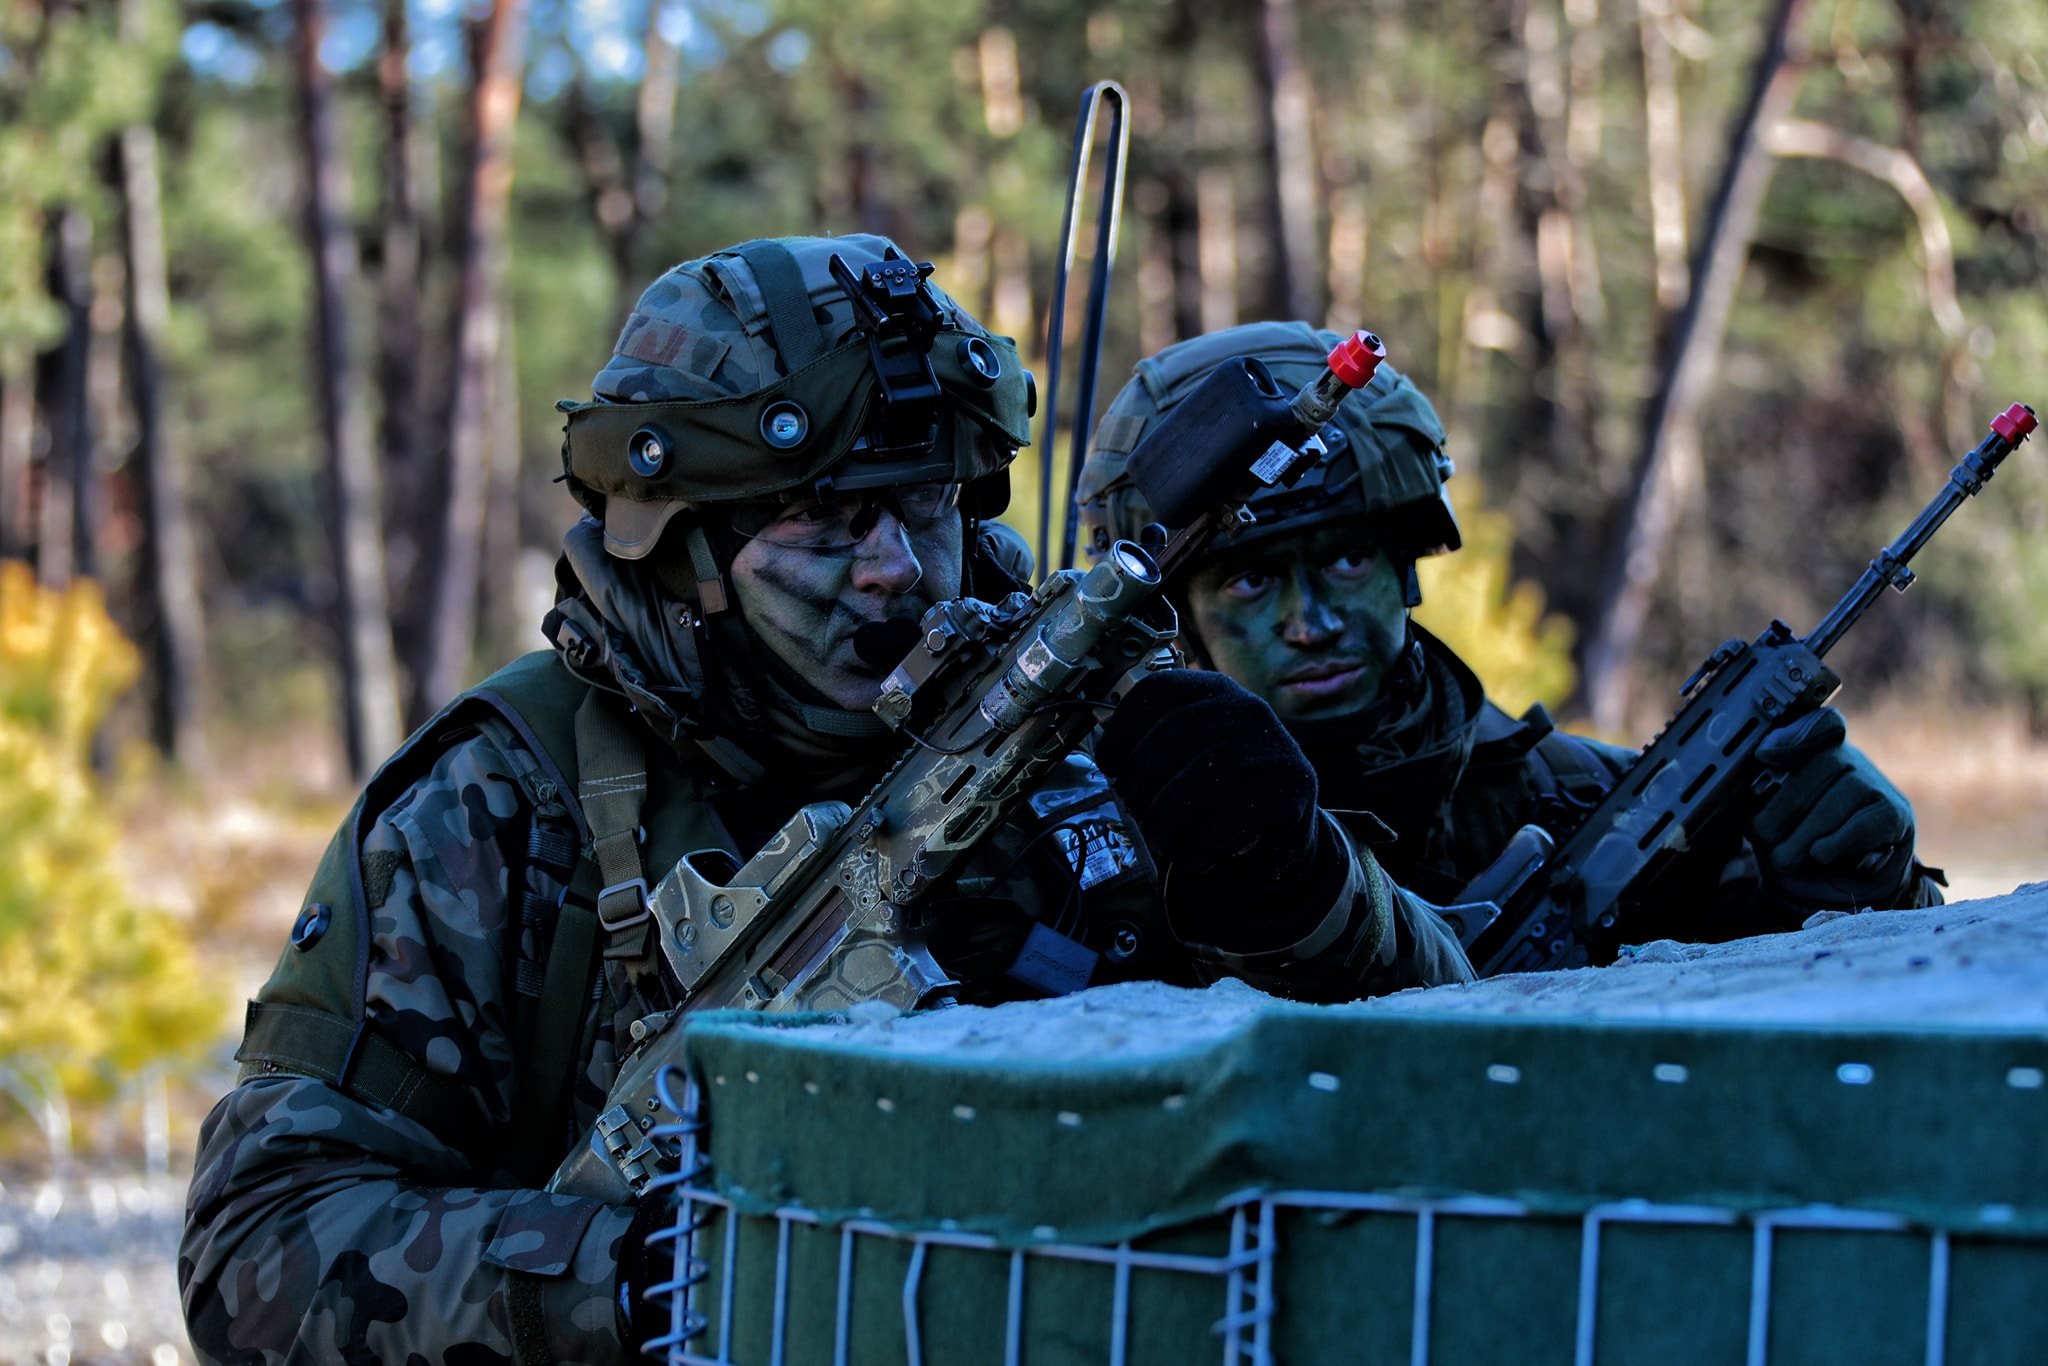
left=639, top=989, right=2048, bottom=1366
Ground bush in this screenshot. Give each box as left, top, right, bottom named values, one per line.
left=0, top=561, right=220, bottom=1105
left=1414, top=481, right=1577, bottom=718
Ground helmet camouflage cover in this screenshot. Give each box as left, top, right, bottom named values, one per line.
left=560, top=233, right=1034, bottom=559
left=1076, top=320, right=1459, bottom=565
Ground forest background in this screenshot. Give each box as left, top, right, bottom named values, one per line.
left=4, top=0, right=2048, bottom=1190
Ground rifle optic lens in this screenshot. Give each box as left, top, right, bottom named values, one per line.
left=1110, top=541, right=1161, bottom=585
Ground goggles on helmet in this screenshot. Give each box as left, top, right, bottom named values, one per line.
left=729, top=482, right=963, bottom=552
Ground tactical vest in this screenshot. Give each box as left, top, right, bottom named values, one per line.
left=234, top=650, right=727, bottom=1182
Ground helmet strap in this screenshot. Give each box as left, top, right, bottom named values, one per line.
left=685, top=523, right=733, bottom=616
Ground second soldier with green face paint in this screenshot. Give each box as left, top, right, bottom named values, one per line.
left=1079, top=321, right=1945, bottom=944
left=182, top=247, right=1472, bottom=1366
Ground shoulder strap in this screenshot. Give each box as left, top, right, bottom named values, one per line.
left=575, top=690, right=655, bottom=961
left=506, top=689, right=681, bottom=1181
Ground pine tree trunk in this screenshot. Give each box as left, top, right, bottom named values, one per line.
left=1581, top=0, right=1812, bottom=730
left=633, top=0, right=680, bottom=234
left=0, top=365, right=30, bottom=559
left=1637, top=0, right=1690, bottom=314
left=1252, top=0, right=1320, bottom=322
left=479, top=292, right=526, bottom=663
left=410, top=0, right=525, bottom=723
left=119, top=103, right=209, bottom=767
left=38, top=208, right=93, bottom=588
left=295, top=0, right=403, bottom=777
left=376, top=0, right=427, bottom=662
left=1196, top=169, right=1239, bottom=334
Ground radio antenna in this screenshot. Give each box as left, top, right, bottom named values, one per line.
left=1036, top=80, right=1130, bottom=579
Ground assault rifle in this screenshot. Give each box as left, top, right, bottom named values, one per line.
left=550, top=330, right=1391, bottom=1201
left=1447, top=402, right=2038, bottom=977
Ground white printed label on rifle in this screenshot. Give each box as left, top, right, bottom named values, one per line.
left=1250, top=440, right=1296, bottom=486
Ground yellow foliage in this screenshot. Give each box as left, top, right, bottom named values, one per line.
left=0, top=561, right=221, bottom=1100
left=1413, top=481, right=1577, bottom=717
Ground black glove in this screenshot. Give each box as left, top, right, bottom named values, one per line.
left=1095, top=670, right=1350, bottom=953
left=1749, top=707, right=1917, bottom=909
left=613, top=1194, right=678, bottom=1351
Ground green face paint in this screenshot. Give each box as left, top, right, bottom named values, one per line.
left=730, top=508, right=964, bottom=710
left=1183, top=522, right=1408, bottom=723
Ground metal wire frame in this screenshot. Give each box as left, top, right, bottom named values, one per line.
left=643, top=1073, right=1971, bottom=1366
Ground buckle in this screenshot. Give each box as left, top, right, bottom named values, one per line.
left=596, top=877, right=651, bottom=933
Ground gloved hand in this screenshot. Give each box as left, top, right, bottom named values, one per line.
left=613, top=1196, right=678, bottom=1350
left=1094, top=670, right=1350, bottom=953
left=1749, top=706, right=1916, bottom=909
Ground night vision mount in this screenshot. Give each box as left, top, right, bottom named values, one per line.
left=826, top=249, right=967, bottom=482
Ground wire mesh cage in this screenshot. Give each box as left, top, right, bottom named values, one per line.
left=635, top=983, right=2048, bottom=1366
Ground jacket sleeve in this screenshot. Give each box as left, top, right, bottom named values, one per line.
left=179, top=732, right=635, bottom=1366
left=1179, top=812, right=1477, bottom=1001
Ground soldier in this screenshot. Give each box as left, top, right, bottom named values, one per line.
left=1077, top=321, right=1943, bottom=947
left=181, top=242, right=1471, bottom=1365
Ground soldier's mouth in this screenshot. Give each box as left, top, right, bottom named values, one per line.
left=1278, top=662, right=1367, bottom=699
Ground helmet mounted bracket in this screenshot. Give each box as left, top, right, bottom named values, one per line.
left=829, top=250, right=948, bottom=466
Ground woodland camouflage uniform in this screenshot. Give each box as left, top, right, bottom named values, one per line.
left=1077, top=321, right=1944, bottom=948
left=181, top=242, right=1470, bottom=1365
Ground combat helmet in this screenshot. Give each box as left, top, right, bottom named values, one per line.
left=1076, top=320, right=1458, bottom=602
left=560, top=233, right=1035, bottom=568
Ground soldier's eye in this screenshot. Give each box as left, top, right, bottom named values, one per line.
left=1327, top=550, right=1379, bottom=577
left=1220, top=571, right=1276, bottom=601
left=782, top=500, right=840, bottom=526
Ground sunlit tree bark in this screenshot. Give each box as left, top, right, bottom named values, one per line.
left=376, top=0, right=427, bottom=653
left=410, top=0, right=525, bottom=724
left=295, top=0, right=403, bottom=776
left=1582, top=0, right=1812, bottom=730
left=118, top=52, right=208, bottom=766
left=0, top=363, right=31, bottom=559
left=1253, top=0, right=1320, bottom=322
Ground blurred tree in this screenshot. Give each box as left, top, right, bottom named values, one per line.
left=1253, top=0, right=1319, bottom=322
left=294, top=0, right=403, bottom=776
left=36, top=207, right=95, bottom=587
left=1582, top=0, right=1811, bottom=730
left=375, top=0, right=428, bottom=649
left=409, top=0, right=527, bottom=725
left=117, top=0, right=209, bottom=768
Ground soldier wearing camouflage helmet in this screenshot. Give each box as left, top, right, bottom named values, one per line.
left=1078, top=320, right=1944, bottom=944
left=182, top=246, right=1471, bottom=1364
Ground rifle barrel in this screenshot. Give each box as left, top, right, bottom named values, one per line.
left=1804, top=403, right=2035, bottom=658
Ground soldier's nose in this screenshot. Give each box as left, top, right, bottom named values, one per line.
left=849, top=507, right=925, bottom=596
left=1281, top=583, right=1344, bottom=647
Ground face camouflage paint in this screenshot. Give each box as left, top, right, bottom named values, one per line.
left=1184, top=522, right=1409, bottom=723
left=729, top=504, right=965, bottom=710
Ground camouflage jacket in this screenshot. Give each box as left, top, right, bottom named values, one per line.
left=182, top=652, right=1470, bottom=1366
left=1306, top=628, right=1944, bottom=942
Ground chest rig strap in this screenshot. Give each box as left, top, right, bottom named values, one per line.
left=575, top=692, right=658, bottom=962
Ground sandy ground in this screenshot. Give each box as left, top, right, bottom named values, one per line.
left=0, top=1175, right=187, bottom=1366
left=794, top=885, right=2048, bottom=1062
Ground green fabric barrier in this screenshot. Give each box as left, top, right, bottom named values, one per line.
left=661, top=998, right=2048, bottom=1365
left=681, top=1007, right=2048, bottom=1243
